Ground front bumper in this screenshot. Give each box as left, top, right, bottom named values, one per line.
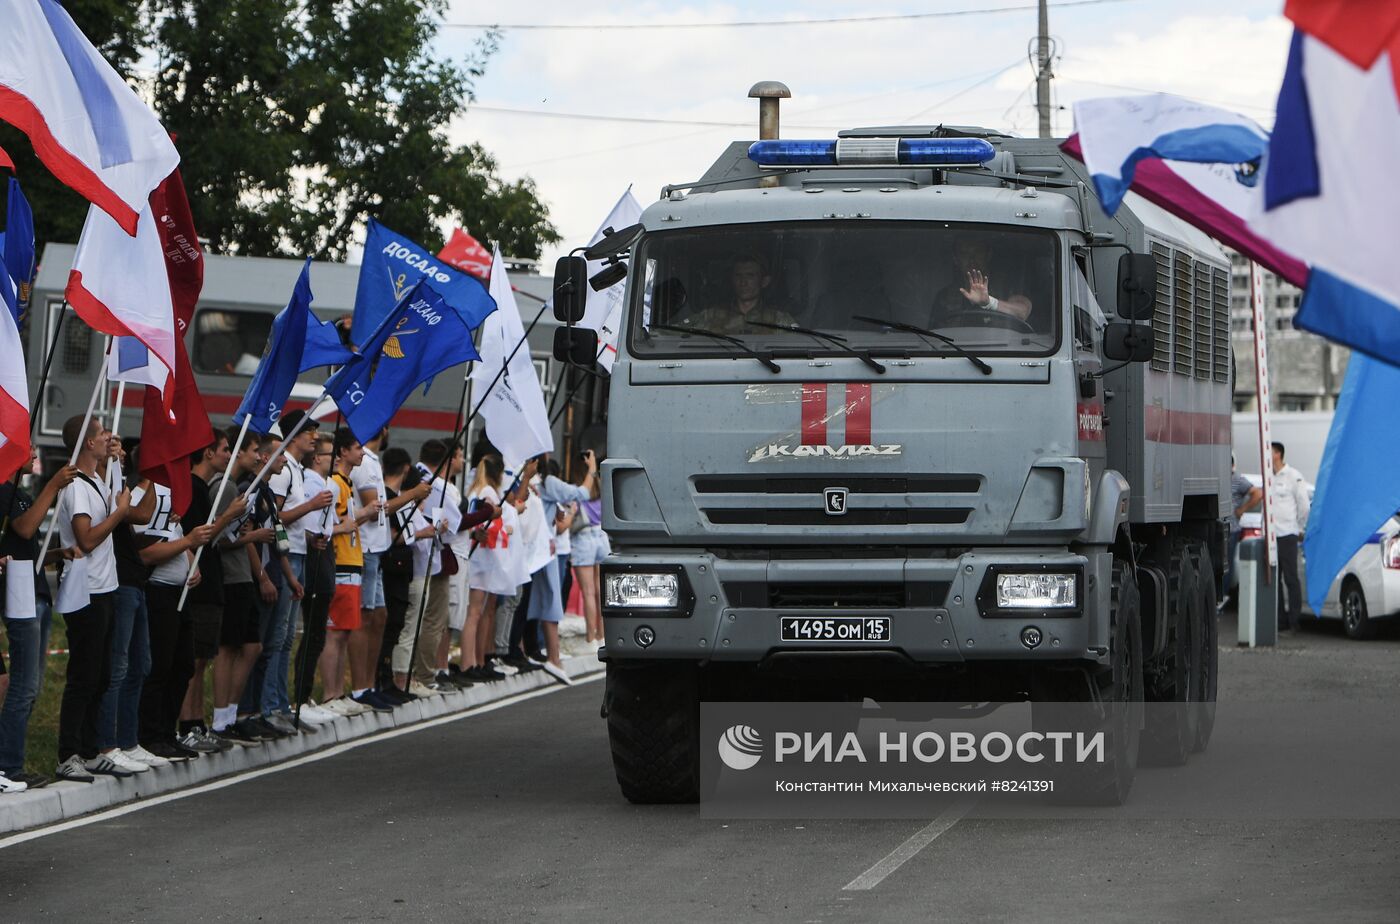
left=601, top=549, right=1112, bottom=665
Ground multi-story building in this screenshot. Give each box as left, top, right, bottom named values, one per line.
left=1228, top=251, right=1348, bottom=412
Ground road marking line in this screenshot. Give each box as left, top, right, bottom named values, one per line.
left=841, top=797, right=976, bottom=891
left=0, top=674, right=602, bottom=851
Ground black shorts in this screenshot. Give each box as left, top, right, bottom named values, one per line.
left=219, top=583, right=262, bottom=648
left=190, top=603, right=222, bottom=660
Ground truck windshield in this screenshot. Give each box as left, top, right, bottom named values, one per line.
left=628, top=221, right=1060, bottom=360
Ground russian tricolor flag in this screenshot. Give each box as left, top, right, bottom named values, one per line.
left=0, top=0, right=179, bottom=236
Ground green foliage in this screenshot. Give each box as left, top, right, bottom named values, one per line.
left=3, top=0, right=557, bottom=261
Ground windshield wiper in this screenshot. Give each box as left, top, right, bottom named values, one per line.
left=744, top=320, right=887, bottom=374
left=852, top=314, right=992, bottom=375
left=649, top=322, right=781, bottom=373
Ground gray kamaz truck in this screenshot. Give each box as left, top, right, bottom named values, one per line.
left=553, top=87, right=1229, bottom=805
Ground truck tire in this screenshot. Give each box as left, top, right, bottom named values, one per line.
left=1033, top=560, right=1143, bottom=805
left=606, top=662, right=700, bottom=804
left=1341, top=578, right=1377, bottom=640
left=1191, top=544, right=1218, bottom=753
left=1141, top=545, right=1200, bottom=766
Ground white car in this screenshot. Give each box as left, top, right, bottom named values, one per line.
left=1320, top=516, right=1400, bottom=639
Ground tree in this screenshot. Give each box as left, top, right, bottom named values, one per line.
left=5, top=0, right=558, bottom=261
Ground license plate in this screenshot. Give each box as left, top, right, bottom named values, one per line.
left=780, top=616, right=891, bottom=643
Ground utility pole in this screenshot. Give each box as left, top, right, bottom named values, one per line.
left=1036, top=0, right=1053, bottom=138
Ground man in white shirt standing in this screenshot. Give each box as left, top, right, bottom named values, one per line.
left=54, top=415, right=136, bottom=782
left=1270, top=441, right=1311, bottom=632
left=350, top=428, right=404, bottom=707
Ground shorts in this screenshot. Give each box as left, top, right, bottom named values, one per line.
left=328, top=580, right=363, bottom=631
left=570, top=526, right=611, bottom=567
left=361, top=552, right=386, bottom=610
left=219, top=583, right=262, bottom=648
left=190, top=603, right=222, bottom=659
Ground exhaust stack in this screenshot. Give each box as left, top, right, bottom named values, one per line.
left=749, top=81, right=790, bottom=187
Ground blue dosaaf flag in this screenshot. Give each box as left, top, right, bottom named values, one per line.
left=2, top=177, right=34, bottom=323
left=350, top=219, right=497, bottom=347
left=326, top=281, right=482, bottom=444
left=234, top=259, right=351, bottom=432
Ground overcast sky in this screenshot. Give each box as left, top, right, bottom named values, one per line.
left=433, top=0, right=1291, bottom=266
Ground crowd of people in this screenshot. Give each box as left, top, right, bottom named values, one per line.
left=0, top=409, right=608, bottom=793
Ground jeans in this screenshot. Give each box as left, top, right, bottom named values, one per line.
left=260, top=553, right=304, bottom=714
left=0, top=600, right=52, bottom=774
left=240, top=563, right=294, bottom=716
left=58, top=592, right=116, bottom=762
left=139, top=584, right=193, bottom=746
left=97, top=586, right=150, bottom=751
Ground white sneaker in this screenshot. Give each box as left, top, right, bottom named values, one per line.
left=122, top=745, right=171, bottom=769
left=318, top=698, right=352, bottom=717
left=541, top=661, right=574, bottom=686
left=332, top=696, right=370, bottom=716
left=298, top=704, right=335, bottom=724
left=408, top=681, right=442, bottom=697
left=0, top=771, right=27, bottom=794
left=105, top=749, right=150, bottom=773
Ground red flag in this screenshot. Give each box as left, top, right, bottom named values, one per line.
left=0, top=144, right=12, bottom=173
left=137, top=168, right=210, bottom=516
left=1286, top=0, right=1400, bottom=70
left=437, top=228, right=492, bottom=281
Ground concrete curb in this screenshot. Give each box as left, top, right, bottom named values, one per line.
left=0, top=653, right=603, bottom=836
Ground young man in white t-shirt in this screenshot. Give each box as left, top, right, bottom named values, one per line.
left=54, top=415, right=137, bottom=782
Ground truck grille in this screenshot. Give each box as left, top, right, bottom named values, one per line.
left=694, top=474, right=980, bottom=529
left=704, top=507, right=971, bottom=526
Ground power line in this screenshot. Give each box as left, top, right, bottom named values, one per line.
left=443, top=0, right=1136, bottom=32
left=903, top=58, right=1024, bottom=122
left=469, top=104, right=848, bottom=130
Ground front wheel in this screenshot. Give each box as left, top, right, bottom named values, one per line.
left=1341, top=578, right=1377, bottom=640
left=605, top=663, right=700, bottom=804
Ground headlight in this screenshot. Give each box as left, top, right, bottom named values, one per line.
left=995, top=573, right=1077, bottom=608
left=605, top=572, right=681, bottom=608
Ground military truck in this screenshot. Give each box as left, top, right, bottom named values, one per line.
left=553, top=90, right=1230, bottom=805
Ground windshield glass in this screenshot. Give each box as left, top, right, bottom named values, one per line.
left=628, top=221, right=1060, bottom=359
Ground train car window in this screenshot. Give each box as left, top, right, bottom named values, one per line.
left=192, top=309, right=274, bottom=375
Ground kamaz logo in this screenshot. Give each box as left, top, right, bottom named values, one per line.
left=748, top=443, right=902, bottom=463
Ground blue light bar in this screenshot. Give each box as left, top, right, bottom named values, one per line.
left=747, top=137, right=995, bottom=168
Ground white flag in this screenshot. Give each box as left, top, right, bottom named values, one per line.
left=578, top=188, right=643, bottom=372
left=474, top=246, right=553, bottom=475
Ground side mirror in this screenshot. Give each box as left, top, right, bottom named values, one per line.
left=552, top=255, right=588, bottom=323
left=1103, top=322, right=1153, bottom=362
left=553, top=326, right=598, bottom=365
left=1116, top=252, right=1156, bottom=320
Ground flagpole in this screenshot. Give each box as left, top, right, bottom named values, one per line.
left=107, top=379, right=127, bottom=494
left=176, top=414, right=254, bottom=610
left=0, top=300, right=70, bottom=550
left=1249, top=262, right=1277, bottom=585
left=35, top=336, right=112, bottom=574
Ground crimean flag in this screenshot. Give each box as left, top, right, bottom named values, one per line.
left=0, top=0, right=179, bottom=235
left=0, top=290, right=29, bottom=482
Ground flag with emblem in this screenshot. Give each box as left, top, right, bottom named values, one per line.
left=326, top=281, right=486, bottom=444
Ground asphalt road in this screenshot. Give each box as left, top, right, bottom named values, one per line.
left=4, top=614, right=1400, bottom=923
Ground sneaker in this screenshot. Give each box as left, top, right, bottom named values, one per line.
left=444, top=671, right=476, bottom=690
left=486, top=657, right=519, bottom=677
left=541, top=661, right=574, bottom=686
left=376, top=686, right=414, bottom=705
left=179, top=729, right=223, bottom=754
left=9, top=771, right=52, bottom=789
left=478, top=665, right=508, bottom=682
left=261, top=713, right=299, bottom=736
left=56, top=755, right=96, bottom=783
left=329, top=696, right=370, bottom=716
left=144, top=741, right=194, bottom=763
left=104, top=749, right=150, bottom=774
left=298, top=704, right=337, bottom=724
left=408, top=681, right=442, bottom=697
left=352, top=691, right=394, bottom=713
left=123, top=745, right=171, bottom=769
left=427, top=681, right=458, bottom=695
left=501, top=655, right=539, bottom=673
left=200, top=728, right=235, bottom=752
left=85, top=754, right=136, bottom=778
left=212, top=725, right=261, bottom=748
left=232, top=717, right=281, bottom=741
left=0, top=771, right=28, bottom=794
